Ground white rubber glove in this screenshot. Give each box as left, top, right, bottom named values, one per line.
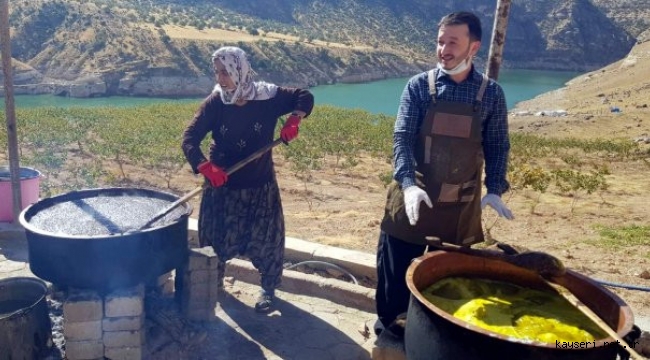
left=481, top=194, right=514, bottom=220
left=403, top=186, right=433, bottom=226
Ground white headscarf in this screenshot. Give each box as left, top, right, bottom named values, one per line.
left=211, top=46, right=278, bottom=105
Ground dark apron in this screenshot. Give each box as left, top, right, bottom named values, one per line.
left=381, top=69, right=489, bottom=246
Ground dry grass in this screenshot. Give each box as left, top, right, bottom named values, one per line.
left=146, top=24, right=374, bottom=51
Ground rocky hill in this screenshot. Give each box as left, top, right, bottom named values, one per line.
left=0, top=0, right=640, bottom=97
left=590, top=0, right=650, bottom=37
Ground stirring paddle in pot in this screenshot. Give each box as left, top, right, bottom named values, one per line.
left=426, top=237, right=645, bottom=360
left=135, top=138, right=285, bottom=231
left=494, top=242, right=644, bottom=359
left=424, top=237, right=566, bottom=277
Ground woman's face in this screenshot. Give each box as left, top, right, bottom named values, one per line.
left=213, top=60, right=236, bottom=91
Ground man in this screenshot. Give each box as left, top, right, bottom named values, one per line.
left=376, top=11, right=514, bottom=337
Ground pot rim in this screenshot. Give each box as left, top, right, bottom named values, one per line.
left=0, top=277, right=49, bottom=320
left=18, top=186, right=192, bottom=239
left=406, top=250, right=635, bottom=349
left=0, top=166, right=42, bottom=181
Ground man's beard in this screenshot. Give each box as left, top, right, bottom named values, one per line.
left=438, top=46, right=472, bottom=75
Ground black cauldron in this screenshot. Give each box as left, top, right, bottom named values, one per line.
left=19, top=187, right=192, bottom=291
left=404, top=251, right=635, bottom=360
left=0, top=277, right=52, bottom=359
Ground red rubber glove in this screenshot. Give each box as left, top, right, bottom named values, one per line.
left=280, top=114, right=302, bottom=143
left=197, top=161, right=228, bottom=187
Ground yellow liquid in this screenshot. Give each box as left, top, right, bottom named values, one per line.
left=422, top=277, right=608, bottom=344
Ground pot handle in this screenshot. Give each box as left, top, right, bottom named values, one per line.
left=618, top=325, right=642, bottom=360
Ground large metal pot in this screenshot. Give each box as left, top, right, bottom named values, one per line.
left=19, top=187, right=192, bottom=291
left=404, top=251, right=635, bottom=360
left=0, top=277, right=52, bottom=360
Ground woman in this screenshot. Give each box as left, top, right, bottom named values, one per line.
left=181, top=46, right=314, bottom=313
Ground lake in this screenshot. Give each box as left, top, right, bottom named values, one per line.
left=310, top=69, right=580, bottom=115
left=2, top=69, right=580, bottom=116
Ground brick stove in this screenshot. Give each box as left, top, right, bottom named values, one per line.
left=62, top=285, right=146, bottom=359
left=58, top=246, right=220, bottom=360
left=179, top=247, right=221, bottom=321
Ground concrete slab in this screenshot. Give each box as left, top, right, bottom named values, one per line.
left=0, top=224, right=36, bottom=280
left=157, top=283, right=376, bottom=359
left=189, top=218, right=378, bottom=283
left=225, top=258, right=374, bottom=313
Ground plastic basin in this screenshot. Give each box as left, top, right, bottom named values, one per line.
left=0, top=166, right=41, bottom=222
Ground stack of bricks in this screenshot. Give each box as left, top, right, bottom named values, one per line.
left=180, top=246, right=220, bottom=321
left=63, top=284, right=146, bottom=360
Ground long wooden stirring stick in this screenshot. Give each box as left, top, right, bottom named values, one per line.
left=545, top=280, right=645, bottom=360
left=137, top=138, right=284, bottom=231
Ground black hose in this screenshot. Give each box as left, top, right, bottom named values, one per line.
left=285, top=260, right=359, bottom=285
left=595, top=279, right=650, bottom=292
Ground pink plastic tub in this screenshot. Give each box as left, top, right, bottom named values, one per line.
left=0, top=166, right=41, bottom=222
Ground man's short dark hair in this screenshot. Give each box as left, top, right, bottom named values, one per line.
left=438, top=11, right=482, bottom=42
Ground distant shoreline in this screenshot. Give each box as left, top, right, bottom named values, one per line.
left=2, top=69, right=581, bottom=115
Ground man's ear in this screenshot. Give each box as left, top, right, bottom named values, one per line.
left=470, top=41, right=481, bottom=57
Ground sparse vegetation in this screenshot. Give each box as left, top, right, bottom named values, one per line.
left=591, top=224, right=650, bottom=251
left=1, top=103, right=645, bottom=204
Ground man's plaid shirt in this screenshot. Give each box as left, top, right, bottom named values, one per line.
left=393, top=66, right=511, bottom=195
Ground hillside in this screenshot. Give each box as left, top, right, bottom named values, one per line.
left=0, top=0, right=640, bottom=98
left=590, top=0, right=650, bottom=37
left=511, top=38, right=650, bottom=142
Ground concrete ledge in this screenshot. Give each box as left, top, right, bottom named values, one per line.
left=188, top=218, right=378, bottom=283
left=187, top=217, right=377, bottom=312
left=286, top=236, right=377, bottom=282
left=224, top=258, right=375, bottom=313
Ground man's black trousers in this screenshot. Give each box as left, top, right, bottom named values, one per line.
left=375, top=230, right=429, bottom=328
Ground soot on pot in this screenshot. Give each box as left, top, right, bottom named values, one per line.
left=28, top=195, right=186, bottom=236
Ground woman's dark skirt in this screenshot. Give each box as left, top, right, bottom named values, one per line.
left=199, top=180, right=285, bottom=293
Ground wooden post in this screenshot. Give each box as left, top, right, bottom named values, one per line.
left=485, top=0, right=512, bottom=81
left=1, top=0, right=23, bottom=222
